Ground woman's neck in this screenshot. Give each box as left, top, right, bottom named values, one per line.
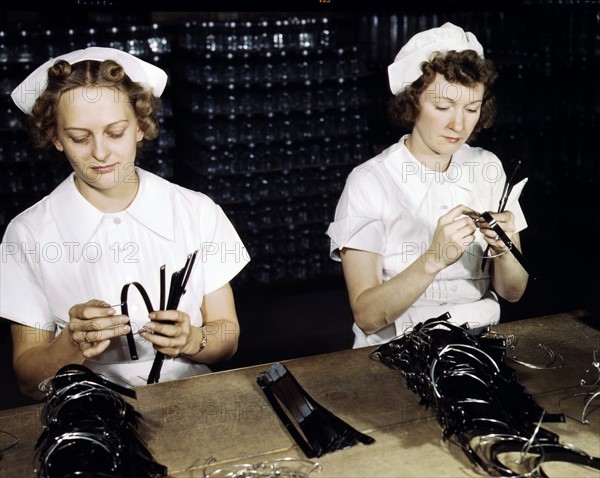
left=404, top=136, right=452, bottom=172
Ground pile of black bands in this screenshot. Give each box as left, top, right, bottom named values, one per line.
left=372, top=313, right=600, bottom=476
left=34, top=364, right=167, bottom=478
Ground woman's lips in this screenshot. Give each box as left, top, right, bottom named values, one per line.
left=91, top=164, right=117, bottom=174
left=443, top=136, right=461, bottom=143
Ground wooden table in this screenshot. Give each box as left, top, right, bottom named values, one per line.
left=2, top=310, right=600, bottom=477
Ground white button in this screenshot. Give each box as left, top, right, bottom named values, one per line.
left=441, top=205, right=449, bottom=210
left=113, top=218, right=121, bottom=224
left=131, top=304, right=139, bottom=313
left=451, top=285, right=458, bottom=292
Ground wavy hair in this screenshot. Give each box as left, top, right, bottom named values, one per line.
left=389, top=50, right=498, bottom=137
left=28, top=59, right=161, bottom=150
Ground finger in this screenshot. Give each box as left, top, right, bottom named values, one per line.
left=145, top=311, right=190, bottom=337
left=84, top=299, right=112, bottom=308
left=70, top=315, right=130, bottom=333
left=80, top=323, right=131, bottom=343
left=441, top=204, right=480, bottom=224
left=456, top=216, right=478, bottom=232
left=476, top=210, right=515, bottom=228
left=143, top=321, right=180, bottom=337
left=483, top=234, right=501, bottom=245
left=69, top=303, right=117, bottom=321
left=476, top=219, right=516, bottom=239
left=149, top=310, right=185, bottom=323
left=141, top=330, right=186, bottom=349
left=81, top=340, right=111, bottom=359
left=444, top=216, right=477, bottom=239
left=493, top=210, right=514, bottom=223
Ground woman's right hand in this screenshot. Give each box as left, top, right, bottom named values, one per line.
left=68, top=299, right=131, bottom=358
left=425, top=204, right=478, bottom=271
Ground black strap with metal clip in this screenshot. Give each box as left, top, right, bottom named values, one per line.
left=120, top=282, right=155, bottom=361
left=480, top=211, right=536, bottom=279
left=481, top=160, right=522, bottom=272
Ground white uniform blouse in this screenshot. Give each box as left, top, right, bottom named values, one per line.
left=0, top=168, right=250, bottom=387
left=327, top=135, right=527, bottom=347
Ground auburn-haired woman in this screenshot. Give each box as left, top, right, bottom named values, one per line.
left=327, top=23, right=528, bottom=347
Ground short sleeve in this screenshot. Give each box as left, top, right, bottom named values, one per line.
left=0, top=221, right=53, bottom=329
left=200, top=203, right=250, bottom=294
left=326, top=169, right=386, bottom=261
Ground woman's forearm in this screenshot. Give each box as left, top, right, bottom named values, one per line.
left=347, top=252, right=442, bottom=335
left=490, top=247, right=529, bottom=302
left=11, top=325, right=84, bottom=398
left=181, top=319, right=239, bottom=364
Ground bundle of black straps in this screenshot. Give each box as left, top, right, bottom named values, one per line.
left=34, top=364, right=167, bottom=478
left=371, top=313, right=600, bottom=476
left=257, top=362, right=375, bottom=458
left=121, top=250, right=199, bottom=384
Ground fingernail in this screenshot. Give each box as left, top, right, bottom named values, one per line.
left=148, top=312, right=156, bottom=319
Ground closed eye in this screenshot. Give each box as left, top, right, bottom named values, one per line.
left=70, top=136, right=89, bottom=144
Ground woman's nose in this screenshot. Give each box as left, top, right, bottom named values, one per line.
left=91, top=137, right=110, bottom=161
left=449, top=111, right=464, bottom=132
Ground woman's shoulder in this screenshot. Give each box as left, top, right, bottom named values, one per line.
left=3, top=174, right=76, bottom=237
left=3, top=194, right=53, bottom=241
left=347, top=141, right=405, bottom=185
left=138, top=168, right=217, bottom=208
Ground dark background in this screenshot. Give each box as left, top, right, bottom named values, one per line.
left=1, top=1, right=599, bottom=409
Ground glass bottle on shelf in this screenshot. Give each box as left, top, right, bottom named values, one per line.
left=148, top=23, right=171, bottom=55
left=108, top=26, right=126, bottom=51
left=84, top=27, right=99, bottom=48
left=15, top=30, right=34, bottom=63
left=125, top=25, right=150, bottom=57
left=0, top=30, right=12, bottom=63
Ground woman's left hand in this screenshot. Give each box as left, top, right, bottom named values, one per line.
left=140, top=310, right=195, bottom=357
left=475, top=210, right=516, bottom=253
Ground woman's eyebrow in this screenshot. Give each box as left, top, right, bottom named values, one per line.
left=440, top=96, right=484, bottom=104
left=64, top=119, right=130, bottom=131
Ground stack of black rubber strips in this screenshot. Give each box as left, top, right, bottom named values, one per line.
left=34, top=364, right=167, bottom=478
left=372, top=313, right=600, bottom=476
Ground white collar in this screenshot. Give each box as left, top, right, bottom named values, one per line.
left=384, top=135, right=476, bottom=208
left=49, top=168, right=174, bottom=256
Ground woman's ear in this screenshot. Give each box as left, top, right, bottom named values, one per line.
left=51, top=137, right=64, bottom=152
left=136, top=126, right=144, bottom=143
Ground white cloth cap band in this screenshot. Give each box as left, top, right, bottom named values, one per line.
left=11, top=47, right=168, bottom=115
left=388, top=22, right=484, bottom=95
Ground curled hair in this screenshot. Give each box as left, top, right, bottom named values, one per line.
left=388, top=50, right=498, bottom=137
left=28, top=59, right=161, bottom=149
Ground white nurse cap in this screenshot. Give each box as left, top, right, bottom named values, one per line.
left=388, top=22, right=484, bottom=95
left=11, top=46, right=168, bottom=115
